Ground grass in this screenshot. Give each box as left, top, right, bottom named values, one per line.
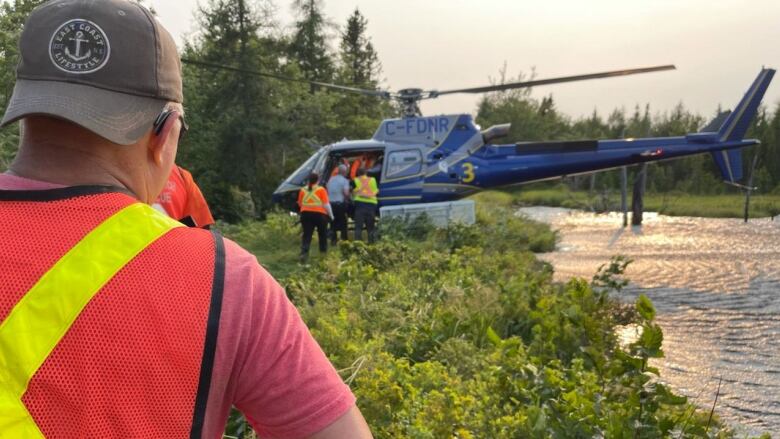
left=221, top=190, right=557, bottom=281
left=498, top=185, right=780, bottom=219
left=218, top=212, right=306, bottom=279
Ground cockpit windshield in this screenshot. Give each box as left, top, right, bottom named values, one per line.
left=283, top=148, right=327, bottom=186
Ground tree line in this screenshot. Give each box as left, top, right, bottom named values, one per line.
left=2, top=0, right=779, bottom=222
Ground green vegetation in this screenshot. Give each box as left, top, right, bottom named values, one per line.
left=501, top=183, right=780, bottom=219
left=222, top=196, right=765, bottom=438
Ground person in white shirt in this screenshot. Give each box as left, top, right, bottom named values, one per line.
left=326, top=164, right=351, bottom=245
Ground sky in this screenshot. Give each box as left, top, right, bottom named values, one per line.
left=150, top=0, right=780, bottom=121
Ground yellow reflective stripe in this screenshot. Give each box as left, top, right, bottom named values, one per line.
left=302, top=192, right=323, bottom=207
left=0, top=203, right=182, bottom=437
left=354, top=178, right=377, bottom=201
left=302, top=186, right=324, bottom=207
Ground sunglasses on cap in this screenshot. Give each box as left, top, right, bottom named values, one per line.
left=153, top=108, right=189, bottom=141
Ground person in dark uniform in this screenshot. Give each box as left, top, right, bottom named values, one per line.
left=352, top=168, right=379, bottom=243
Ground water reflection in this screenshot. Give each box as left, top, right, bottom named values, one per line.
left=615, top=323, right=641, bottom=350
left=519, top=207, right=780, bottom=435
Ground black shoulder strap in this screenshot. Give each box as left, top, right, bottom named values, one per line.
left=190, top=230, right=226, bottom=438
left=0, top=185, right=134, bottom=201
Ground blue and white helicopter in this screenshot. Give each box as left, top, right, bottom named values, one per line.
left=266, top=65, right=775, bottom=211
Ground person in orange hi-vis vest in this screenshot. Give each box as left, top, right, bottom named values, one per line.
left=349, top=153, right=375, bottom=180
left=153, top=165, right=215, bottom=229
left=0, top=1, right=372, bottom=437
left=297, top=172, right=334, bottom=260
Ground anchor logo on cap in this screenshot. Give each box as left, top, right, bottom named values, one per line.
left=65, top=31, right=91, bottom=61
left=49, top=19, right=111, bottom=74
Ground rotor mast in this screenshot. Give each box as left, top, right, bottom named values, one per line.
left=396, top=89, right=425, bottom=118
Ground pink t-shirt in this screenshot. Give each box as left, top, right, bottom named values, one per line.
left=0, top=174, right=355, bottom=438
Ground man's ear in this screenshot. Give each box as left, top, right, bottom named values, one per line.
left=148, top=113, right=178, bottom=165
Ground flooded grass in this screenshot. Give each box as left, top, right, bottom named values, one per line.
left=506, top=186, right=780, bottom=219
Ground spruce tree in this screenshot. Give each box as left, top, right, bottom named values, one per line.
left=289, top=0, right=333, bottom=83
left=338, top=8, right=380, bottom=88
left=182, top=0, right=283, bottom=219
left=329, top=8, right=393, bottom=139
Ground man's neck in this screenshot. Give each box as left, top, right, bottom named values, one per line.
left=9, top=117, right=162, bottom=203
left=9, top=146, right=129, bottom=189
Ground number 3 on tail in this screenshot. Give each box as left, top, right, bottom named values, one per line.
left=462, top=163, right=475, bottom=183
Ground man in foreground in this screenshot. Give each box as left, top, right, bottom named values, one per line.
left=0, top=1, right=371, bottom=437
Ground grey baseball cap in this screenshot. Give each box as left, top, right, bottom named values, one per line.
left=0, top=0, right=183, bottom=145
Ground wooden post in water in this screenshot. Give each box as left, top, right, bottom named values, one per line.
left=631, top=164, right=647, bottom=226
left=744, top=152, right=760, bottom=223
left=621, top=166, right=628, bottom=227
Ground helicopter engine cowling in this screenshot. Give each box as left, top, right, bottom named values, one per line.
left=481, top=123, right=512, bottom=144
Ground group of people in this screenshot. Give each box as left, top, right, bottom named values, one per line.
left=297, top=163, right=379, bottom=260
left=0, top=0, right=372, bottom=437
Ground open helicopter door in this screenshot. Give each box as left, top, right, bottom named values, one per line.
left=378, top=147, right=426, bottom=206
left=272, top=146, right=330, bottom=211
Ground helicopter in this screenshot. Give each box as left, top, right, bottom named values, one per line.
left=181, top=59, right=775, bottom=210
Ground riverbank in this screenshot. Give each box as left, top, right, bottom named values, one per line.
left=219, top=193, right=766, bottom=437
left=503, top=185, right=780, bottom=219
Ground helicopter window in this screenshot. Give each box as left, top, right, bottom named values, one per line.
left=386, top=150, right=422, bottom=179
left=284, top=148, right=326, bottom=186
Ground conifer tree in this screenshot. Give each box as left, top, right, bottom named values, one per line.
left=289, top=0, right=333, bottom=83
left=327, top=8, right=391, bottom=139
left=181, top=0, right=283, bottom=218
left=338, top=8, right=380, bottom=88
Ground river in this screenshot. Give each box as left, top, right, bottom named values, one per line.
left=517, top=207, right=780, bottom=435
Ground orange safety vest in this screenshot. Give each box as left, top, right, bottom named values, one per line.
left=298, top=185, right=328, bottom=215
left=154, top=166, right=215, bottom=228
left=350, top=156, right=375, bottom=180
left=0, top=187, right=224, bottom=438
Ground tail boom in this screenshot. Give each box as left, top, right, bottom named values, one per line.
left=717, top=68, right=775, bottom=142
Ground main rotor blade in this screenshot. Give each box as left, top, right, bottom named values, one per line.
left=430, top=64, right=676, bottom=97
left=181, top=58, right=392, bottom=98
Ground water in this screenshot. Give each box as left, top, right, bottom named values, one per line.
left=518, top=207, right=780, bottom=435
